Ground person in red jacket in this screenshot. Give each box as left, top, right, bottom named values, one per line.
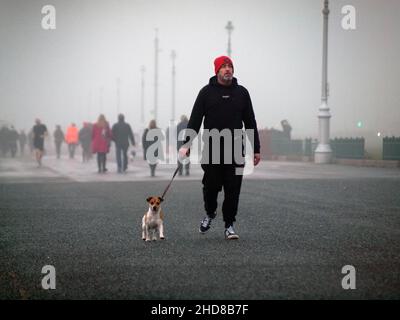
left=92, top=114, right=112, bottom=173
left=65, top=123, right=79, bottom=159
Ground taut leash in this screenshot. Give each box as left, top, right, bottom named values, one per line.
left=160, top=162, right=183, bottom=201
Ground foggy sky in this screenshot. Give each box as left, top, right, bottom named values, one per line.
left=0, top=0, right=399, bottom=142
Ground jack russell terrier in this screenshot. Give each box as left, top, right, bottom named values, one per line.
left=142, top=196, right=165, bottom=241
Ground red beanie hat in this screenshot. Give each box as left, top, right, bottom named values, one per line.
left=214, top=56, right=234, bottom=74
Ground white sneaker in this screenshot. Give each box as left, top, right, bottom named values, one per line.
left=225, top=225, right=239, bottom=240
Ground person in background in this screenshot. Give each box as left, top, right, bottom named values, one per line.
left=176, top=115, right=190, bottom=176
left=91, top=114, right=112, bottom=173
left=32, top=118, right=48, bottom=167
left=0, top=126, right=10, bottom=157
left=54, top=125, right=64, bottom=159
left=28, top=129, right=34, bottom=154
left=142, top=119, right=164, bottom=177
left=79, top=122, right=92, bottom=163
left=111, top=114, right=135, bottom=173
left=65, top=123, right=79, bottom=159
left=19, top=130, right=27, bottom=156
left=8, top=126, right=19, bottom=158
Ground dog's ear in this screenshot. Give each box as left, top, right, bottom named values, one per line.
left=158, top=197, right=164, bottom=202
left=146, top=197, right=152, bottom=203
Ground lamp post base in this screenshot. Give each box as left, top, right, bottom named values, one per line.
left=314, top=145, right=332, bottom=164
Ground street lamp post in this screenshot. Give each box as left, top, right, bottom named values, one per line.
left=314, top=0, right=332, bottom=164
left=171, top=50, right=176, bottom=121
left=116, top=77, right=121, bottom=116
left=154, top=29, right=160, bottom=122
left=140, top=66, right=146, bottom=125
left=225, top=21, right=234, bottom=57
left=87, top=90, right=92, bottom=120
left=99, top=86, right=104, bottom=114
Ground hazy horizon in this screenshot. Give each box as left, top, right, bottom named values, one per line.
left=1, top=0, right=399, bottom=145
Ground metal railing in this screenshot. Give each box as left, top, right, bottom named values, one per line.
left=383, top=137, right=400, bottom=160
left=330, top=138, right=365, bottom=159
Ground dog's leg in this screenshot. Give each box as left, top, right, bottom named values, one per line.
left=145, top=225, right=151, bottom=242
left=141, top=216, right=146, bottom=240
left=159, top=221, right=165, bottom=240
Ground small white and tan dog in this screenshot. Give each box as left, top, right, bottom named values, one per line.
left=142, top=196, right=165, bottom=241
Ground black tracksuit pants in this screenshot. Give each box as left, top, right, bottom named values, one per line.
left=201, top=164, right=243, bottom=226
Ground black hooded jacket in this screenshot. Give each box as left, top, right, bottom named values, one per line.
left=185, top=76, right=260, bottom=164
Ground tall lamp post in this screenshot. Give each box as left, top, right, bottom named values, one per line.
left=116, top=77, right=121, bottom=116
left=171, top=50, right=176, bottom=121
left=153, top=28, right=160, bottom=122
left=225, top=21, right=234, bottom=57
left=99, top=86, right=104, bottom=114
left=140, top=66, right=146, bottom=125
left=314, top=0, right=332, bottom=164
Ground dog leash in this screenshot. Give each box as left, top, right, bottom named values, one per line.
left=160, top=162, right=183, bottom=201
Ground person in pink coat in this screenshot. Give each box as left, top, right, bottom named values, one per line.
left=92, top=114, right=112, bottom=173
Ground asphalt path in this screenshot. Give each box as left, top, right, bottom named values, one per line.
left=1, top=177, right=399, bottom=299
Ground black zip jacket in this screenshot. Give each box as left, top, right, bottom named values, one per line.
left=185, top=76, right=260, bottom=164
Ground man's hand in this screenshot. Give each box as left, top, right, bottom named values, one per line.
left=178, top=147, right=190, bottom=159
left=254, top=153, right=261, bottom=166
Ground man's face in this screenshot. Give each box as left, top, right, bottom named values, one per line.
left=217, top=63, right=234, bottom=82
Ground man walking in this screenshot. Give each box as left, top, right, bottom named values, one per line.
left=19, top=130, right=27, bottom=156
left=53, top=125, right=64, bottom=159
left=8, top=126, right=19, bottom=158
left=0, top=126, right=10, bottom=157
left=79, top=122, right=92, bottom=162
left=32, top=119, right=48, bottom=167
left=179, top=56, right=261, bottom=240
left=112, top=114, right=135, bottom=173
